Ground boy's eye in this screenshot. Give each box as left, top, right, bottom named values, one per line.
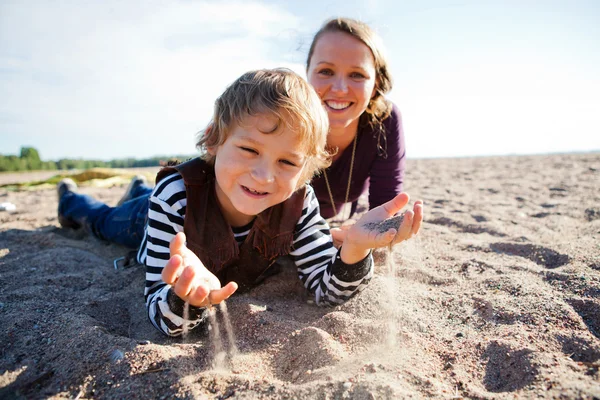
left=280, top=159, right=297, bottom=167
left=240, top=146, right=258, bottom=154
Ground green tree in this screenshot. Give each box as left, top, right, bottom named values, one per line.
left=0, top=155, right=25, bottom=171
left=20, top=146, right=42, bottom=170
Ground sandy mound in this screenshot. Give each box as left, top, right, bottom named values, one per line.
left=1, top=153, right=599, bottom=399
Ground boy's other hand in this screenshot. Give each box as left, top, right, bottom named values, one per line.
left=387, top=197, right=423, bottom=245
left=162, top=232, right=238, bottom=308
left=330, top=224, right=351, bottom=248
left=341, top=193, right=423, bottom=263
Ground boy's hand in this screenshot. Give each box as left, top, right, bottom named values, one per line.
left=340, top=193, right=423, bottom=264
left=330, top=224, right=351, bottom=249
left=162, top=232, right=238, bottom=308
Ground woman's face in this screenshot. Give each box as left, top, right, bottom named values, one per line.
left=308, top=31, right=377, bottom=133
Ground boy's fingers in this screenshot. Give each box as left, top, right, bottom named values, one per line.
left=169, top=232, right=187, bottom=256
left=382, top=193, right=409, bottom=216
left=412, top=202, right=423, bottom=235
left=208, top=282, right=239, bottom=304
left=173, top=265, right=196, bottom=300
left=162, top=254, right=184, bottom=284
left=393, top=210, right=414, bottom=244
left=368, top=229, right=397, bottom=248
left=188, top=284, right=210, bottom=307
left=189, top=281, right=238, bottom=307
left=331, top=228, right=347, bottom=243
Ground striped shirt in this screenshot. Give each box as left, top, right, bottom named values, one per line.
left=137, top=172, right=373, bottom=337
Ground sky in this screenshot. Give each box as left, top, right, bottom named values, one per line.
left=1, top=0, right=599, bottom=161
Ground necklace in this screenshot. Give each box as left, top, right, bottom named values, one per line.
left=323, top=135, right=357, bottom=220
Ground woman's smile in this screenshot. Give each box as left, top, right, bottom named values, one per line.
left=325, top=100, right=353, bottom=111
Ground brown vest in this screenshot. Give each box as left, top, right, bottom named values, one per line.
left=156, top=157, right=305, bottom=292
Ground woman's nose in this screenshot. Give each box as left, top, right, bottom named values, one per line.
left=331, top=76, right=348, bottom=93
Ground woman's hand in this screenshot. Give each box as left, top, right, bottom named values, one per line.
left=162, top=232, right=238, bottom=308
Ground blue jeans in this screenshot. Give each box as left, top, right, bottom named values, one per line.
left=58, top=184, right=153, bottom=249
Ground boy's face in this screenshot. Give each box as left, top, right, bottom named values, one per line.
left=208, top=114, right=307, bottom=227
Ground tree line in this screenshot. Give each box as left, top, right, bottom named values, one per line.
left=0, top=147, right=193, bottom=172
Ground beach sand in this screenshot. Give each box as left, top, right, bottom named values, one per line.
left=1, top=153, right=599, bottom=399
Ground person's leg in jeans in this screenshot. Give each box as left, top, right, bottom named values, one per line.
left=128, top=185, right=153, bottom=201
left=58, top=179, right=153, bottom=249
left=117, top=175, right=151, bottom=206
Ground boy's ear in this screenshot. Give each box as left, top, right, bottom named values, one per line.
left=204, top=124, right=216, bottom=155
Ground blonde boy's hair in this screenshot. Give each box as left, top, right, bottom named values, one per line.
left=307, top=17, right=393, bottom=130
left=197, top=68, right=331, bottom=187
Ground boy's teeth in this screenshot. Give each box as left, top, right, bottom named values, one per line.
left=326, top=101, right=351, bottom=110
left=246, top=186, right=266, bottom=195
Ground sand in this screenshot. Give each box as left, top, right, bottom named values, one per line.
left=1, top=153, right=599, bottom=399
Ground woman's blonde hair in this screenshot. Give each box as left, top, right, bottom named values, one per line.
left=307, top=18, right=393, bottom=155
left=196, top=68, right=332, bottom=187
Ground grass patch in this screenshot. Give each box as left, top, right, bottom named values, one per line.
left=0, top=168, right=151, bottom=190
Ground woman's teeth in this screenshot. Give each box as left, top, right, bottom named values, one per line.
left=326, top=101, right=351, bottom=110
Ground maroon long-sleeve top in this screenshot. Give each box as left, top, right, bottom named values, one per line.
left=311, top=102, right=406, bottom=219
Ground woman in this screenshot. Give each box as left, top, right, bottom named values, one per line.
left=307, top=17, right=406, bottom=222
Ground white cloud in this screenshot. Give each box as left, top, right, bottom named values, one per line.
left=399, top=92, right=600, bottom=159
left=0, top=0, right=305, bottom=159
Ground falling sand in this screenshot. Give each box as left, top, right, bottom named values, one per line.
left=207, top=302, right=239, bottom=370
left=182, top=301, right=239, bottom=370
left=365, top=212, right=408, bottom=346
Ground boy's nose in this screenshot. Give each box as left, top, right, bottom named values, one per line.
left=251, top=162, right=275, bottom=184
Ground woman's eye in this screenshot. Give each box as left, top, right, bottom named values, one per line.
left=350, top=72, right=366, bottom=79
left=318, top=68, right=333, bottom=76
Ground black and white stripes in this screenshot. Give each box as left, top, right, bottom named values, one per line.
left=138, top=172, right=372, bottom=337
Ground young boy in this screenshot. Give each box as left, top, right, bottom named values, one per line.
left=57, top=69, right=423, bottom=337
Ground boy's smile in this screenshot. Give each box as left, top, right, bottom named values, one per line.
left=208, top=114, right=307, bottom=227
